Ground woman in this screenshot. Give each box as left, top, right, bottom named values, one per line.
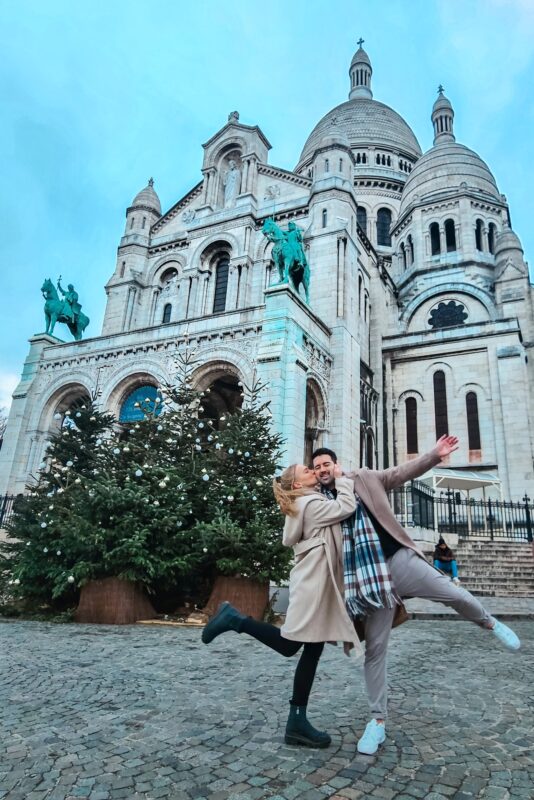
left=201, top=462, right=362, bottom=748
left=433, top=536, right=460, bottom=584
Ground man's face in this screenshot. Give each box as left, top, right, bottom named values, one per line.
left=313, top=455, right=336, bottom=487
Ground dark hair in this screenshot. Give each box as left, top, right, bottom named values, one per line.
left=311, top=447, right=337, bottom=464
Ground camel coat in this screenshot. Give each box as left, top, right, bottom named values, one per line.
left=280, top=476, right=363, bottom=655
left=346, top=446, right=443, bottom=559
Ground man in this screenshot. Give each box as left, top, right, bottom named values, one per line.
left=57, top=277, right=82, bottom=323
left=312, top=437, right=521, bottom=755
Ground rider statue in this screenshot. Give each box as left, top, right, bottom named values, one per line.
left=57, top=276, right=82, bottom=324
left=285, top=221, right=307, bottom=267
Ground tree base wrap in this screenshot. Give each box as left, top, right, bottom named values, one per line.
left=74, top=578, right=156, bottom=625
left=203, top=576, right=269, bottom=620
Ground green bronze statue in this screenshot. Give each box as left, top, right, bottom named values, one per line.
left=262, top=217, right=310, bottom=303
left=41, top=276, right=90, bottom=340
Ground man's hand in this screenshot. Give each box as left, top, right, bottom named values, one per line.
left=333, top=464, right=344, bottom=479
left=435, top=435, right=459, bottom=459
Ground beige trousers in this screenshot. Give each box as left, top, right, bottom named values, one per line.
left=363, top=547, right=493, bottom=719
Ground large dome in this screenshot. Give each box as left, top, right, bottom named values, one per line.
left=399, top=141, right=500, bottom=214
left=296, top=99, right=422, bottom=171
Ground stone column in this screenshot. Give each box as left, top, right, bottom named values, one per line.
left=439, top=226, right=446, bottom=254
left=225, top=264, right=240, bottom=311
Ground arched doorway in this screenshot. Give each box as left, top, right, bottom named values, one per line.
left=304, top=380, right=326, bottom=465
left=194, top=363, right=244, bottom=429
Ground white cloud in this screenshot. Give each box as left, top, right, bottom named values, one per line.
left=0, top=372, right=19, bottom=412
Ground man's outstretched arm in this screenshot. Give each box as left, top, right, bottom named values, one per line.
left=365, top=435, right=459, bottom=492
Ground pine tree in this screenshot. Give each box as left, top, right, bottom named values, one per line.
left=193, top=376, right=292, bottom=586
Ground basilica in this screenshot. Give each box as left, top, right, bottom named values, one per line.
left=2, top=45, right=533, bottom=500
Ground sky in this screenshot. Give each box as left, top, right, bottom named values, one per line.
left=1, top=0, right=534, bottom=411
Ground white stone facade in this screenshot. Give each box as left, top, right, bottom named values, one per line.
left=2, top=48, right=533, bottom=499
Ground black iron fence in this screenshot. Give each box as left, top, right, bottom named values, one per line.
left=0, top=495, right=16, bottom=530
left=391, top=481, right=534, bottom=542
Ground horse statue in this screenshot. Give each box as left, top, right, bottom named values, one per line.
left=41, top=278, right=90, bottom=341
left=262, top=218, right=310, bottom=303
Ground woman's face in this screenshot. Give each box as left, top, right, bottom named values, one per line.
left=293, top=464, right=318, bottom=489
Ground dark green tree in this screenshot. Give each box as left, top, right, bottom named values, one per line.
left=194, top=376, right=292, bottom=586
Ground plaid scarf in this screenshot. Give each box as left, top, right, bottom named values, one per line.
left=322, top=487, right=401, bottom=618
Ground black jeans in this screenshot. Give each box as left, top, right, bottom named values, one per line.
left=240, top=618, right=324, bottom=706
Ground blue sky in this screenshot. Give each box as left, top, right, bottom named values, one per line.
left=1, top=0, right=534, bottom=410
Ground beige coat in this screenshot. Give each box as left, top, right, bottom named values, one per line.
left=280, top=476, right=363, bottom=655
left=346, top=447, right=443, bottom=559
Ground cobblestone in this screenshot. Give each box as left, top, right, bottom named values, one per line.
left=0, top=619, right=532, bottom=799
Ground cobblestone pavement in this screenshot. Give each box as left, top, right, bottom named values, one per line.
left=0, top=619, right=532, bottom=800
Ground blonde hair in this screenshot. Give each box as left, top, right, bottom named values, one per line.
left=272, top=463, right=308, bottom=517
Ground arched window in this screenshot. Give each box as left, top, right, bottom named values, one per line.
left=119, top=385, right=162, bottom=423
left=162, top=303, right=172, bottom=323
left=445, top=219, right=456, bottom=252
left=364, top=292, right=369, bottom=321
left=130, top=216, right=135, bottom=229
left=475, top=219, right=484, bottom=251
left=213, top=256, right=230, bottom=313
left=488, top=223, right=496, bottom=254
left=120, top=261, right=126, bottom=277
left=407, top=234, right=414, bottom=265
left=376, top=154, right=380, bottom=165
left=430, top=222, right=441, bottom=255
left=322, top=209, right=328, bottom=228
left=433, top=371, right=449, bottom=439
left=400, top=243, right=407, bottom=270
left=466, top=392, right=481, bottom=450
left=324, top=158, right=330, bottom=173
left=376, top=208, right=392, bottom=246
left=142, top=216, right=146, bottom=229
left=339, top=158, right=343, bottom=172
left=356, top=153, right=361, bottom=164
left=358, top=274, right=363, bottom=315
left=356, top=206, right=367, bottom=233
left=362, top=153, right=367, bottom=164
left=405, top=397, right=418, bottom=454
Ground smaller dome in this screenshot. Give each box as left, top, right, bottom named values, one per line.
left=131, top=178, right=161, bottom=215
left=399, top=142, right=500, bottom=214
left=495, top=226, right=523, bottom=256
left=351, top=45, right=371, bottom=67
left=433, top=86, right=453, bottom=114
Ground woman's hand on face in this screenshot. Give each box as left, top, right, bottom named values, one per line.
left=333, top=464, right=344, bottom=479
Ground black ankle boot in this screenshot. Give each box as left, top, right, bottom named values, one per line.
left=285, top=703, right=331, bottom=748
left=201, top=601, right=246, bottom=644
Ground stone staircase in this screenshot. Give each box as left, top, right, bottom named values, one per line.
left=453, top=539, right=534, bottom=597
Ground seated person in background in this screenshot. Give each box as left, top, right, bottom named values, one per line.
left=433, top=536, right=460, bottom=584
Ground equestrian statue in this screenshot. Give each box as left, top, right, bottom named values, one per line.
left=262, top=218, right=310, bottom=303
left=41, top=276, right=90, bottom=341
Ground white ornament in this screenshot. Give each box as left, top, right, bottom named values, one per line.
left=245, top=452, right=250, bottom=458
left=75, top=412, right=81, bottom=418
left=228, top=448, right=234, bottom=454
left=113, top=448, right=120, bottom=455
left=157, top=425, right=163, bottom=431
left=202, top=547, right=208, bottom=553
left=41, top=522, right=47, bottom=528
left=67, top=576, right=75, bottom=584
left=66, top=460, right=73, bottom=467
left=135, top=469, right=143, bottom=477
left=158, top=481, right=166, bottom=488
left=14, top=578, right=20, bottom=586
left=202, top=474, right=210, bottom=482
left=216, top=443, right=222, bottom=450
left=43, top=547, right=48, bottom=553
left=227, top=495, right=234, bottom=502
left=56, top=550, right=61, bottom=556
left=154, top=500, right=160, bottom=506
left=26, top=542, right=31, bottom=546
left=198, top=422, right=204, bottom=428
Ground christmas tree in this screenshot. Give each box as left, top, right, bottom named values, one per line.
left=193, top=375, right=292, bottom=587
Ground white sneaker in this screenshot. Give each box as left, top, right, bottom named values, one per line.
left=357, top=719, right=386, bottom=755
left=490, top=619, right=521, bottom=651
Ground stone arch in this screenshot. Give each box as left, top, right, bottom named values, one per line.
left=191, top=359, right=246, bottom=426
left=102, top=363, right=168, bottom=421
left=454, top=380, right=489, bottom=401
left=189, top=232, right=238, bottom=272
left=400, top=284, right=496, bottom=328
left=208, top=137, right=248, bottom=170
left=35, top=377, right=94, bottom=434
left=148, top=255, right=186, bottom=285
left=398, top=388, right=425, bottom=404
left=304, top=378, right=327, bottom=465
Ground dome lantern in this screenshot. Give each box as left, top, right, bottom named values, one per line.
left=432, top=85, right=455, bottom=145
left=349, top=38, right=373, bottom=100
